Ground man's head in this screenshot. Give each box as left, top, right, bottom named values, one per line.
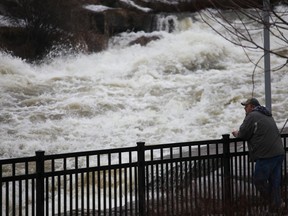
left=241, top=98, right=260, bottom=114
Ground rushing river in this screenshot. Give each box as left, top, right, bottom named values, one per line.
left=1, top=9, right=288, bottom=160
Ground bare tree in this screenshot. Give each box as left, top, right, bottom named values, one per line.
left=198, top=0, right=288, bottom=73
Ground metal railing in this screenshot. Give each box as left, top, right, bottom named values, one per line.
left=1, top=134, right=288, bottom=215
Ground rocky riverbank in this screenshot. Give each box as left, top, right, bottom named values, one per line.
left=0, top=0, right=283, bottom=61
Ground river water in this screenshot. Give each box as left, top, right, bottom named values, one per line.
left=1, top=9, right=288, bottom=161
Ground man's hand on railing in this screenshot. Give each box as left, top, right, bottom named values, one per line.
left=232, top=129, right=239, bottom=138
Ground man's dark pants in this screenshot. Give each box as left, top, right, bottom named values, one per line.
left=254, top=155, right=284, bottom=210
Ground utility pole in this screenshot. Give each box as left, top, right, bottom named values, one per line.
left=263, top=0, right=272, bottom=111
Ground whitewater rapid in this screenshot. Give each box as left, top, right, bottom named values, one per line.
left=1, top=12, right=288, bottom=160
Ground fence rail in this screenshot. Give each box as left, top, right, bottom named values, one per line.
left=1, top=134, right=288, bottom=215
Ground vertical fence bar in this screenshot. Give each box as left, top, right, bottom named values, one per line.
left=150, top=150, right=154, bottom=214
left=25, top=162, right=29, bottom=216
left=6, top=182, right=9, bottom=215
left=129, top=151, right=133, bottom=216
left=283, top=135, right=287, bottom=207
left=108, top=153, right=112, bottom=215
left=51, top=159, right=55, bottom=215
left=119, top=153, right=123, bottom=214
left=0, top=164, right=2, bottom=216
left=86, top=156, right=90, bottom=216
left=36, top=151, right=45, bottom=216
left=137, top=142, right=145, bottom=216
left=222, top=134, right=232, bottom=215
left=12, top=163, right=16, bottom=215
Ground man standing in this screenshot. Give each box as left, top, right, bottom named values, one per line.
left=232, top=98, right=285, bottom=213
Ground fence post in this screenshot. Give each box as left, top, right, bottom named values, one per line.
left=36, top=151, right=45, bottom=216
left=137, top=142, right=145, bottom=216
left=222, top=134, right=232, bottom=215
left=0, top=163, right=2, bottom=216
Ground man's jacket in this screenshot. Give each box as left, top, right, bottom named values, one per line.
left=238, top=106, right=285, bottom=161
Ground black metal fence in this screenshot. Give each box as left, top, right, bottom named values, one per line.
left=1, top=134, right=288, bottom=216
